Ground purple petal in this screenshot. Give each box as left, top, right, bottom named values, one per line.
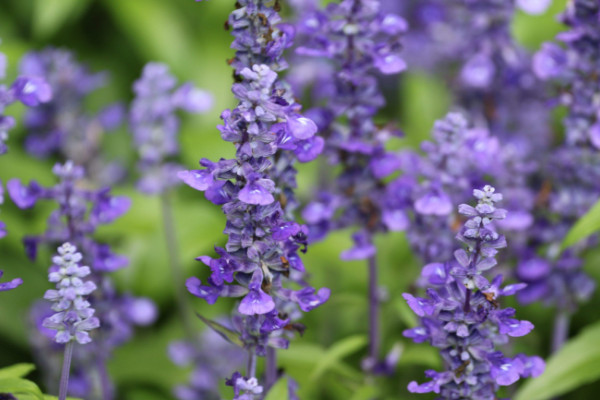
left=178, top=169, right=213, bottom=191
left=238, top=289, right=275, bottom=315
left=287, top=116, right=317, bottom=140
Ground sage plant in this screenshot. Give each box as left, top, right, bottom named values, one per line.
left=179, top=0, right=329, bottom=396
left=8, top=161, right=156, bottom=399
left=295, top=0, right=407, bottom=373
left=404, top=186, right=544, bottom=398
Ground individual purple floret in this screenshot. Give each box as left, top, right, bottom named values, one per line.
left=42, top=242, right=99, bottom=344
left=130, top=62, right=213, bottom=194
left=294, top=0, right=407, bottom=373
left=403, top=186, right=544, bottom=398
left=19, top=48, right=124, bottom=185
left=0, top=269, right=22, bottom=292
left=180, top=0, right=329, bottom=395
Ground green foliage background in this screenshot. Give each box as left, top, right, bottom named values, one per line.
left=1, top=0, right=599, bottom=399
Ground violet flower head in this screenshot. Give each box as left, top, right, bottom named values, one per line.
left=403, top=186, right=544, bottom=398
left=296, top=0, right=408, bottom=252
left=7, top=160, right=130, bottom=271
left=19, top=48, right=123, bottom=184
left=226, top=372, right=263, bottom=400
left=130, top=62, right=213, bottom=194
left=42, top=243, right=99, bottom=344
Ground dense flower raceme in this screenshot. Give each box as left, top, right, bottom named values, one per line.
left=403, top=186, right=544, bottom=398
left=180, top=0, right=329, bottom=395
left=130, top=62, right=213, bottom=194
left=19, top=48, right=125, bottom=185
left=42, top=243, right=99, bottom=344
left=295, top=0, right=408, bottom=254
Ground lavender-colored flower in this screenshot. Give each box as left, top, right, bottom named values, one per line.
left=129, top=62, right=213, bottom=194
left=294, top=0, right=407, bottom=374
left=0, top=269, right=22, bottom=292
left=226, top=372, right=263, bottom=400
left=19, top=48, right=124, bottom=185
left=42, top=243, right=99, bottom=344
left=404, top=186, right=544, bottom=398
left=180, top=0, right=329, bottom=395
left=7, top=161, right=130, bottom=270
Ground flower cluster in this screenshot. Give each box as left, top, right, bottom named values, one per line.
left=19, top=48, right=124, bottom=185
left=7, top=161, right=130, bottom=269
left=42, top=243, right=99, bottom=344
left=404, top=186, right=544, bottom=398
left=180, top=0, right=329, bottom=393
left=130, top=62, right=213, bottom=194
left=296, top=0, right=407, bottom=254
left=404, top=112, right=501, bottom=263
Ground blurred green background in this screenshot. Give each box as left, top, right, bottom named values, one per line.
left=1, top=0, right=599, bottom=399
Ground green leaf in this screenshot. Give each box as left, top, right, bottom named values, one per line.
left=514, top=320, right=600, bottom=400
left=310, top=335, right=367, bottom=382
left=0, top=364, right=35, bottom=379
left=33, top=0, right=92, bottom=38
left=43, top=395, right=82, bottom=400
left=348, top=384, right=379, bottom=400
left=561, top=198, right=600, bottom=251
left=0, top=378, right=43, bottom=400
left=196, top=313, right=244, bottom=348
left=264, top=377, right=289, bottom=400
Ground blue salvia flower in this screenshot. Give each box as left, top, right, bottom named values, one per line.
left=179, top=0, right=329, bottom=394
left=19, top=48, right=125, bottom=185
left=42, top=242, right=99, bottom=344
left=403, top=186, right=544, bottom=398
left=294, top=0, right=407, bottom=374
left=130, top=62, right=213, bottom=194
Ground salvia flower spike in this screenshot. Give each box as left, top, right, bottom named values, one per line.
left=403, top=186, right=545, bottom=398
left=42, top=242, right=99, bottom=400
left=180, top=0, right=329, bottom=394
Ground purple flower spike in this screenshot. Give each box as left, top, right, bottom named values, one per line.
left=181, top=2, right=329, bottom=393
left=42, top=243, right=99, bottom=344
left=129, top=62, right=213, bottom=194
left=404, top=187, right=544, bottom=398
